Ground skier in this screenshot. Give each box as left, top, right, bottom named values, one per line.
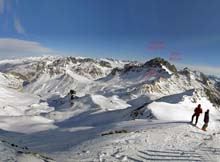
left=191, top=104, right=203, bottom=126
left=202, top=109, right=209, bottom=131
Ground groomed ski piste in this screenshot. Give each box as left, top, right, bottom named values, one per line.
left=0, top=56, right=220, bottom=162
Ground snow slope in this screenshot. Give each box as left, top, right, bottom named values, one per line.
left=0, top=72, right=56, bottom=133
left=0, top=56, right=219, bottom=162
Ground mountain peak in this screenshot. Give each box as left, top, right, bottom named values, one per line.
left=144, top=57, right=177, bottom=73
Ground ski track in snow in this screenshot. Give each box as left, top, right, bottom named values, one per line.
left=50, top=121, right=220, bottom=162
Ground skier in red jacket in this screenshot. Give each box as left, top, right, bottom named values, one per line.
left=191, top=104, right=203, bottom=126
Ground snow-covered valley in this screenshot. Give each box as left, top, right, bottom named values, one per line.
left=0, top=56, right=220, bottom=162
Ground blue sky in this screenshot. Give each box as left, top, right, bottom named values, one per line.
left=0, top=0, right=219, bottom=76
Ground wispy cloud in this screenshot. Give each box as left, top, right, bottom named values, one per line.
left=176, top=62, right=220, bottom=77
left=0, top=38, right=56, bottom=59
left=0, top=0, right=5, bottom=14
left=0, top=0, right=25, bottom=34
left=14, top=16, right=25, bottom=34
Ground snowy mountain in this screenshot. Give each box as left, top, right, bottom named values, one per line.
left=0, top=56, right=220, bottom=162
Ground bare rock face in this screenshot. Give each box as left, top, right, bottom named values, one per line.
left=204, top=87, right=220, bottom=107
left=216, top=82, right=220, bottom=91
left=180, top=67, right=191, bottom=76
left=111, top=67, right=122, bottom=76
left=200, top=72, right=209, bottom=85
left=99, top=61, right=112, bottom=68
left=123, top=63, right=140, bottom=73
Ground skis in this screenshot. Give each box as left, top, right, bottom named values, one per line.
left=201, top=123, right=208, bottom=132
left=189, top=122, right=207, bottom=131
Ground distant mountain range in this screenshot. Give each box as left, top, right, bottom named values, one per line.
left=0, top=56, right=219, bottom=108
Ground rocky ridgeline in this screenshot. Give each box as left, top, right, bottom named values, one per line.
left=0, top=56, right=125, bottom=82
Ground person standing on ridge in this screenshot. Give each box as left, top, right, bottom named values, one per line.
left=191, top=104, right=203, bottom=126
left=202, top=109, right=209, bottom=131
left=69, top=89, right=76, bottom=106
